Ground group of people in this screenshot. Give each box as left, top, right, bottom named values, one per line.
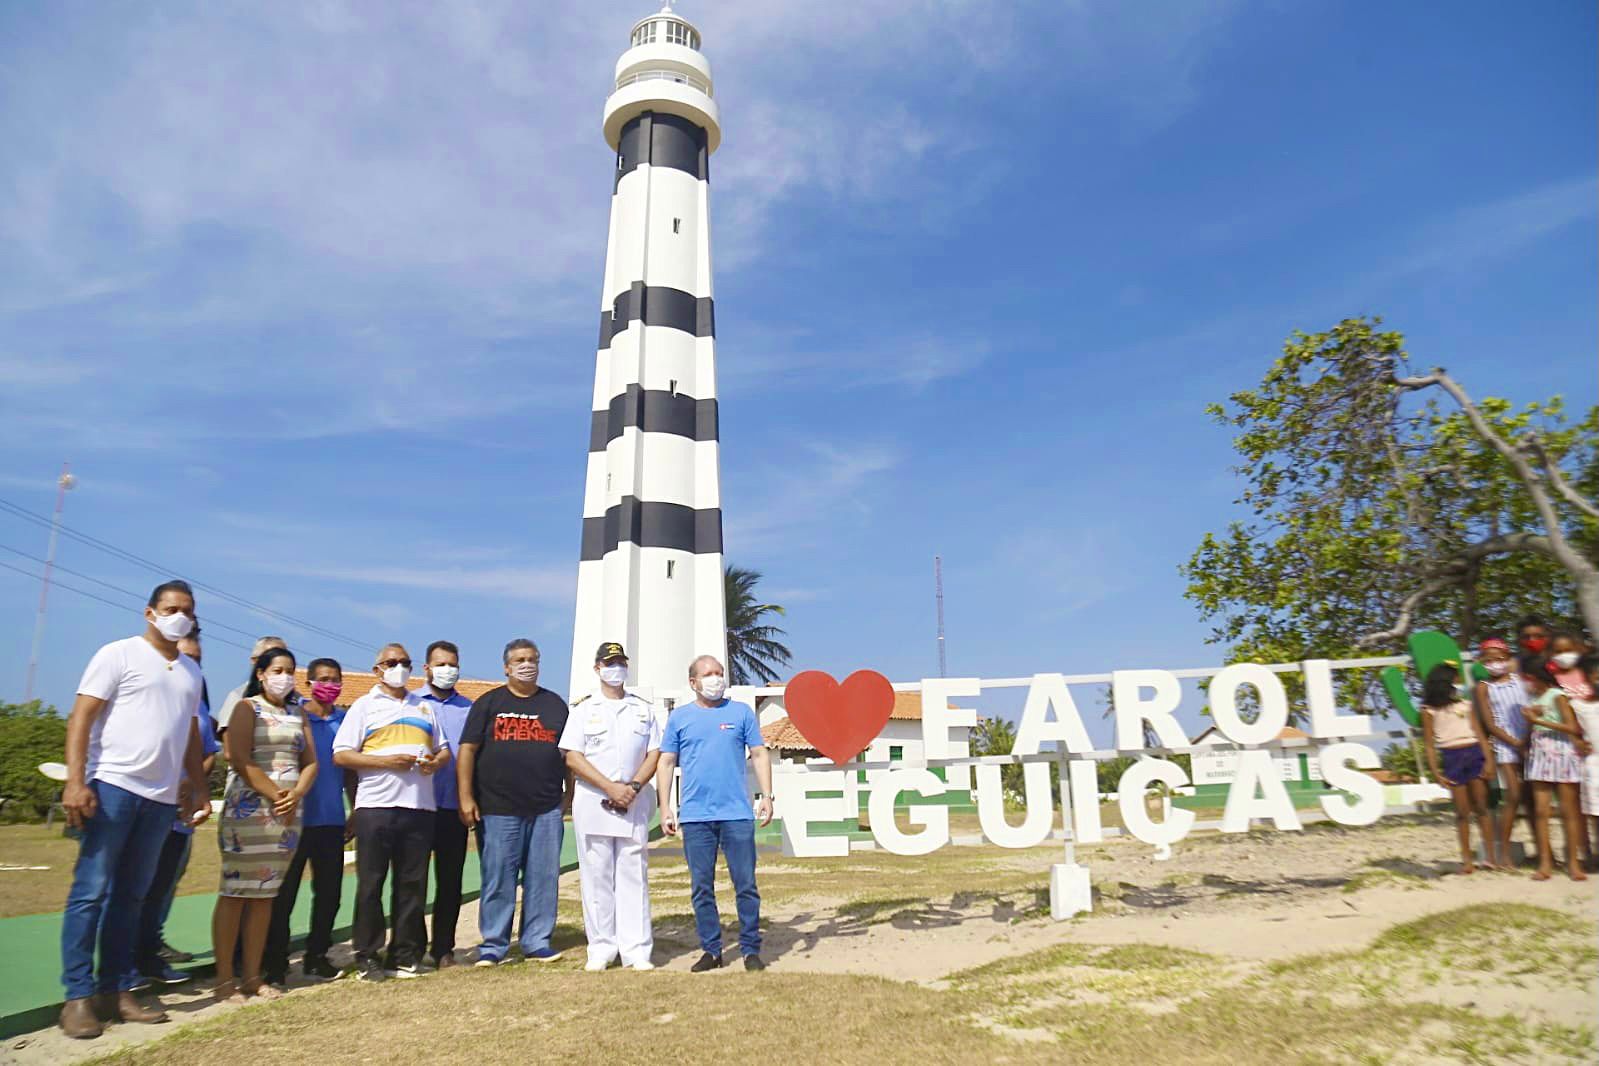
left=55, top=580, right=774, bottom=1040
left=1418, top=617, right=1599, bottom=880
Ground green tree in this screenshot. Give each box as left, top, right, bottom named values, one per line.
left=1183, top=318, right=1598, bottom=706
left=0, top=700, right=68, bottom=822
left=724, top=565, right=794, bottom=686
left=970, top=716, right=1023, bottom=799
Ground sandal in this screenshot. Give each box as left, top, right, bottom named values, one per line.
left=213, top=979, right=246, bottom=1004
left=251, top=983, right=286, bottom=1000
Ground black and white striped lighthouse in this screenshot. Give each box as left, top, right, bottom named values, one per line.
left=570, top=3, right=727, bottom=702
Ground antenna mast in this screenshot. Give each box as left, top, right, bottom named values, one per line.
left=25, top=462, right=76, bottom=702
left=934, top=555, right=947, bottom=678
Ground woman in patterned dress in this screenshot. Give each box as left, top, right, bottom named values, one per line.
left=1520, top=656, right=1587, bottom=883
left=213, top=648, right=316, bottom=1000
left=1473, top=638, right=1529, bottom=868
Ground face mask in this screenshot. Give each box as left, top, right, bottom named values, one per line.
left=510, top=662, right=538, bottom=683
left=383, top=664, right=412, bottom=689
left=1522, top=637, right=1549, bottom=654
left=698, top=675, right=727, bottom=700
left=263, top=674, right=297, bottom=699
left=311, top=680, right=343, bottom=704
left=430, top=665, right=460, bottom=690
left=1553, top=652, right=1581, bottom=669
left=1484, top=660, right=1512, bottom=676
left=150, top=611, right=194, bottom=641
left=598, top=664, right=628, bottom=687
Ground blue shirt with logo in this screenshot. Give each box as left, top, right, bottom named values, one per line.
left=660, top=699, right=762, bottom=823
left=418, top=688, right=473, bottom=810
left=303, top=707, right=349, bottom=828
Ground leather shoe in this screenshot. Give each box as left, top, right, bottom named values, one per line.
left=59, top=997, right=103, bottom=1039
left=435, top=954, right=458, bottom=970
left=104, top=991, right=170, bottom=1024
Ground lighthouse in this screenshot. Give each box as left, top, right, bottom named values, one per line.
left=570, top=4, right=728, bottom=704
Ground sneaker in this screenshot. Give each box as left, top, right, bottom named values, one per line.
left=302, top=956, right=339, bottom=980
left=473, top=956, right=501, bottom=969
left=356, top=960, right=387, bottom=983
left=627, top=960, right=656, bottom=972
left=143, top=962, right=192, bottom=987
left=261, top=973, right=286, bottom=990
left=527, top=947, right=563, bottom=963
left=743, top=954, right=767, bottom=972
left=156, top=941, right=194, bottom=964
left=125, top=973, right=154, bottom=992
left=584, top=956, right=615, bottom=972
left=690, top=952, right=723, bottom=973
left=391, top=962, right=422, bottom=979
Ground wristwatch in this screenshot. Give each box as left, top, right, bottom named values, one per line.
left=627, top=780, right=644, bottom=792
left=753, top=792, right=768, bottom=800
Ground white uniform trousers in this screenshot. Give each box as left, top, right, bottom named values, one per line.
left=576, top=830, right=653, bottom=966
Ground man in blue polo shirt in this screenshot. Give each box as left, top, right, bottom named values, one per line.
left=417, top=640, right=473, bottom=969
left=657, top=654, right=773, bottom=972
left=263, top=657, right=353, bottom=984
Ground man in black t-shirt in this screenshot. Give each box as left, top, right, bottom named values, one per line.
left=456, top=638, right=572, bottom=964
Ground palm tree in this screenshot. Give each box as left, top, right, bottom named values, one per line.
left=724, top=565, right=793, bottom=686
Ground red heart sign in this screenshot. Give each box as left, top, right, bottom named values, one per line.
left=783, top=669, right=896, bottom=766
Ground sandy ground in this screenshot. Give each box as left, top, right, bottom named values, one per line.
left=5, top=815, right=1594, bottom=1065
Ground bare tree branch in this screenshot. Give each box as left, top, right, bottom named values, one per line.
left=1522, top=431, right=1599, bottom=521
left=1355, top=532, right=1561, bottom=647
left=1395, top=368, right=1598, bottom=585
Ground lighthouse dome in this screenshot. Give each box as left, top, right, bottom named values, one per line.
left=605, top=4, right=720, bottom=154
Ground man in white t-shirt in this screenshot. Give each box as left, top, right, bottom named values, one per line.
left=332, top=642, right=451, bottom=981
left=560, top=642, right=664, bottom=971
left=58, top=580, right=212, bottom=1040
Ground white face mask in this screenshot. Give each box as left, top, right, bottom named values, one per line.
left=510, top=661, right=538, bottom=683
left=430, top=665, right=460, bottom=690
left=263, top=674, right=297, bottom=699
left=150, top=610, right=194, bottom=641
left=383, top=664, right=412, bottom=689
left=1553, top=652, right=1581, bottom=669
left=1484, top=659, right=1512, bottom=676
left=598, top=663, right=628, bottom=687
left=697, top=674, right=727, bottom=701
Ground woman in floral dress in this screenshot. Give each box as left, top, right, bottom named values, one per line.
left=213, top=647, right=316, bottom=999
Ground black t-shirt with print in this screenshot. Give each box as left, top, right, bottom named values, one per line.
left=460, top=685, right=570, bottom=818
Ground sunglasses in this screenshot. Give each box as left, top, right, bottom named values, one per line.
left=376, top=658, right=413, bottom=669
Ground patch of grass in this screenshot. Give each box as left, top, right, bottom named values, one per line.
left=1341, top=867, right=1432, bottom=894
left=0, top=823, right=225, bottom=919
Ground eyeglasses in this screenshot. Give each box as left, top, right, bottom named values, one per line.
left=376, top=658, right=413, bottom=669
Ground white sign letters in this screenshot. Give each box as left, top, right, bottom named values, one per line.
left=776, top=662, right=1388, bottom=858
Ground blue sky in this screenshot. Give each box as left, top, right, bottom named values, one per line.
left=2, top=1, right=1594, bottom=740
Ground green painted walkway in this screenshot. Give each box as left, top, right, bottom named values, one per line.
left=0, top=830, right=580, bottom=1040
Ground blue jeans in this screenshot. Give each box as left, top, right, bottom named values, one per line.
left=682, top=819, right=760, bottom=957
left=60, top=781, right=177, bottom=998
left=477, top=808, right=563, bottom=959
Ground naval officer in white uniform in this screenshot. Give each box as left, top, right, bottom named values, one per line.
left=559, top=642, right=664, bottom=971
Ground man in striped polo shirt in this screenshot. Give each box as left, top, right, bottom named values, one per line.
left=332, top=643, right=451, bottom=981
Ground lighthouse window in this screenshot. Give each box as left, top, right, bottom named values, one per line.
left=672, top=217, right=681, bottom=233
left=666, top=559, right=676, bottom=579
left=665, top=21, right=690, bottom=47
left=631, top=21, right=658, bottom=47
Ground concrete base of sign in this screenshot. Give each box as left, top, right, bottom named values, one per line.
left=1050, top=862, right=1092, bottom=920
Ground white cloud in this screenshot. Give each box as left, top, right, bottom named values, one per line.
left=724, top=438, right=902, bottom=552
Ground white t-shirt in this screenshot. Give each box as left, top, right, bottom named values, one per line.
left=77, top=636, right=204, bottom=805
left=332, top=688, right=447, bottom=811
left=558, top=694, right=663, bottom=840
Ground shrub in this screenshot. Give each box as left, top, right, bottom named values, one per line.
left=0, top=701, right=67, bottom=822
